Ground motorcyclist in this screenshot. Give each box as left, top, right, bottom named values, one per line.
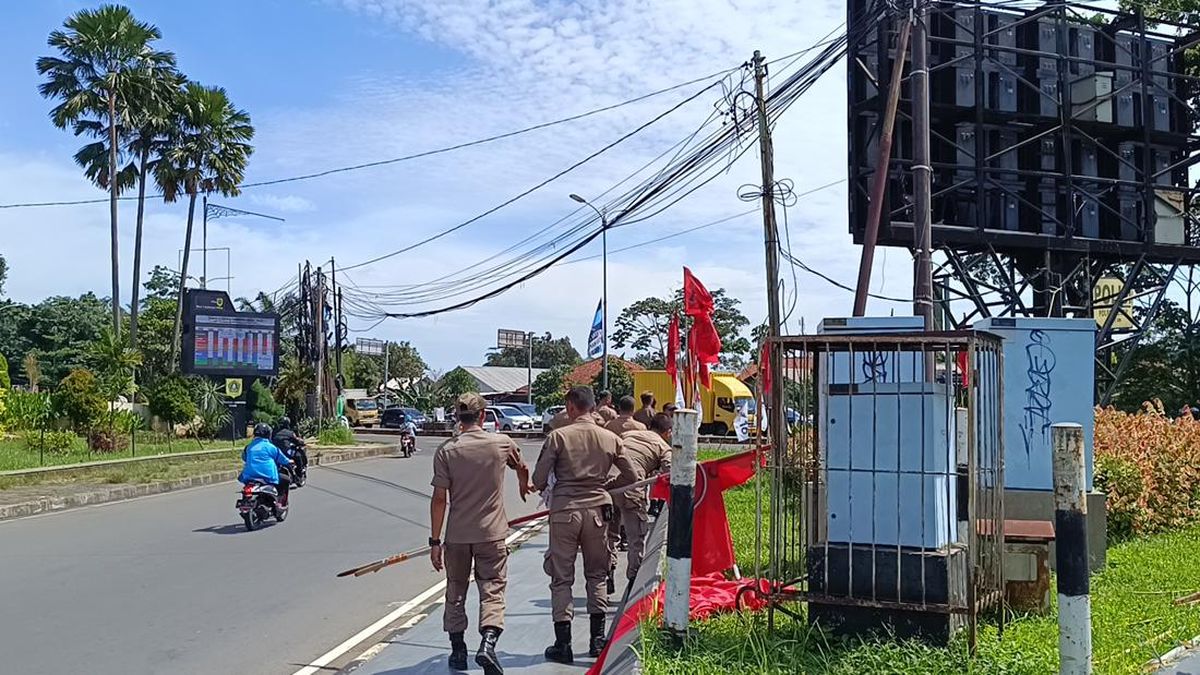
left=272, top=417, right=308, bottom=482
left=240, top=423, right=294, bottom=506
left=399, top=413, right=418, bottom=455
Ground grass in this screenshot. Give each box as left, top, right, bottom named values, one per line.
left=639, top=475, right=1200, bottom=674
left=0, top=432, right=235, bottom=472
left=0, top=451, right=243, bottom=491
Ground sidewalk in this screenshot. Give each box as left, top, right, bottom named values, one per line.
left=351, top=525, right=627, bottom=674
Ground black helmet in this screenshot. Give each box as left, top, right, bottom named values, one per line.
left=277, top=417, right=292, bottom=431
left=253, top=423, right=273, bottom=439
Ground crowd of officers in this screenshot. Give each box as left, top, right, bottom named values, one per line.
left=428, top=387, right=673, bottom=674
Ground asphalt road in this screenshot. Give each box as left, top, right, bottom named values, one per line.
left=0, top=436, right=545, bottom=675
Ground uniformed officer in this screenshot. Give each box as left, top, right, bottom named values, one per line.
left=609, top=413, right=673, bottom=584
left=594, top=390, right=618, bottom=423
left=430, top=393, right=533, bottom=675
left=532, top=386, right=622, bottom=663
left=632, top=390, right=657, bottom=427
left=604, top=395, right=646, bottom=436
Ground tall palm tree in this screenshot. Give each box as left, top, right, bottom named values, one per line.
left=158, top=82, right=254, bottom=371
left=126, top=69, right=184, bottom=350
left=36, top=5, right=176, bottom=337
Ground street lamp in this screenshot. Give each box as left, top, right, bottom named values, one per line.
left=203, top=199, right=285, bottom=289
left=569, top=193, right=609, bottom=390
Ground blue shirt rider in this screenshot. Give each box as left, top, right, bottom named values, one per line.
left=240, top=423, right=293, bottom=486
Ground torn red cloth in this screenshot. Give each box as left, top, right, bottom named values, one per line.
left=650, top=450, right=758, bottom=577
left=587, top=574, right=771, bottom=674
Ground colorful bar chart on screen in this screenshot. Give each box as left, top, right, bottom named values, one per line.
left=193, top=314, right=277, bottom=373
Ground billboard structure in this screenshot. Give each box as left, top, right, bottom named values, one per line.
left=182, top=289, right=280, bottom=378
left=847, top=0, right=1200, bottom=401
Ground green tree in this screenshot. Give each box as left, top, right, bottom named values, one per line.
left=148, top=376, right=195, bottom=430
left=0, top=253, right=7, bottom=297
left=341, top=348, right=382, bottom=391
left=438, top=368, right=477, bottom=406
left=274, top=354, right=314, bottom=420
left=22, top=352, right=42, bottom=393
left=612, top=287, right=752, bottom=369
left=54, top=369, right=107, bottom=433
left=4, top=294, right=110, bottom=384
left=0, top=353, right=10, bottom=390
left=187, top=376, right=230, bottom=439
left=248, top=378, right=285, bottom=424
left=37, top=5, right=176, bottom=336
left=89, top=327, right=142, bottom=401
left=386, top=341, right=428, bottom=381
left=531, top=364, right=572, bottom=412
left=485, top=335, right=582, bottom=369
left=159, top=82, right=254, bottom=370
left=593, top=360, right=633, bottom=400
left=396, top=379, right=444, bottom=414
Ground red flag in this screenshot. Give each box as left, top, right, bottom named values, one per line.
left=682, top=267, right=714, bottom=316
left=666, top=313, right=680, bottom=386
left=956, top=350, right=970, bottom=387
left=650, top=450, right=757, bottom=576
left=683, top=267, right=721, bottom=388
left=759, top=340, right=773, bottom=399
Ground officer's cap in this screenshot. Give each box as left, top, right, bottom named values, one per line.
left=456, top=392, right=488, bottom=414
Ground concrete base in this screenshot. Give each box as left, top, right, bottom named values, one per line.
left=1003, top=489, right=1107, bottom=572
left=806, top=544, right=967, bottom=645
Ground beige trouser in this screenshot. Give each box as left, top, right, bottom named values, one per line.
left=443, top=540, right=508, bottom=634
left=546, top=506, right=609, bottom=622
left=607, top=498, right=650, bottom=580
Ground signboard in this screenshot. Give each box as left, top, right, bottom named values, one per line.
left=181, top=289, right=279, bottom=378
left=1093, top=277, right=1135, bottom=331
left=356, top=337, right=386, bottom=356
left=497, top=329, right=528, bottom=349
left=225, top=378, right=244, bottom=399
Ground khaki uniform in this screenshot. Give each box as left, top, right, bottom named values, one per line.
left=604, top=414, right=646, bottom=437
left=545, top=410, right=570, bottom=432
left=532, top=416, right=622, bottom=622
left=432, top=430, right=526, bottom=634
left=595, top=405, right=618, bottom=423
left=632, top=406, right=656, bottom=427
left=608, top=430, right=672, bottom=579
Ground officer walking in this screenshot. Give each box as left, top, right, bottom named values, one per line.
left=430, top=393, right=533, bottom=675
left=533, top=386, right=622, bottom=663
left=604, top=395, right=646, bottom=436
left=609, top=413, right=673, bottom=585
left=594, top=390, right=618, bottom=424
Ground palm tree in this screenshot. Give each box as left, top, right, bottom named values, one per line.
left=127, top=68, right=184, bottom=350
left=36, top=5, right=176, bottom=337
left=158, top=82, right=255, bottom=371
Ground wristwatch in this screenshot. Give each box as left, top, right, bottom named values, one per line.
left=428, top=537, right=441, bottom=547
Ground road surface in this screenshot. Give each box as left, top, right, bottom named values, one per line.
left=0, top=436, right=545, bottom=675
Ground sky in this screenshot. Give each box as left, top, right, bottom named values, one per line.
left=0, top=0, right=915, bottom=373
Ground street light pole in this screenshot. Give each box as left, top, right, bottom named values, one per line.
left=570, top=193, right=609, bottom=390
left=527, top=332, right=534, bottom=406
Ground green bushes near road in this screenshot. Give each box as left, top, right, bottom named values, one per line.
left=317, top=426, right=355, bottom=446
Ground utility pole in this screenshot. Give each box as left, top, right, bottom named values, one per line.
left=752, top=51, right=787, bottom=463
left=201, top=195, right=208, bottom=289
left=315, top=267, right=326, bottom=419
left=527, top=332, right=535, bottom=406
left=911, top=0, right=935, bottom=329
left=853, top=18, right=912, bottom=316
left=332, top=258, right=344, bottom=400
left=383, top=341, right=390, bottom=396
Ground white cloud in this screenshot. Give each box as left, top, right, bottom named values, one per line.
left=0, top=0, right=919, bottom=372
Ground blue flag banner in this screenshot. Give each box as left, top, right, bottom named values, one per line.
left=587, top=300, right=604, bottom=359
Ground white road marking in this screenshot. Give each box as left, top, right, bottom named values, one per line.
left=290, top=516, right=547, bottom=675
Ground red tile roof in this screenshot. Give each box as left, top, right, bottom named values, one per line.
left=567, top=357, right=645, bottom=385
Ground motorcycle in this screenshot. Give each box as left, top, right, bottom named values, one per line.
left=284, top=443, right=308, bottom=487
left=400, top=433, right=415, bottom=458
left=237, top=477, right=289, bottom=531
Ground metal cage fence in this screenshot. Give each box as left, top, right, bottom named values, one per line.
left=761, top=330, right=1005, bottom=647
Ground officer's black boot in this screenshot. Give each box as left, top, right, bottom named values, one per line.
left=606, top=565, right=616, bottom=595
left=588, top=613, right=608, bottom=657
left=448, top=632, right=468, bottom=670
left=543, top=621, right=573, bottom=664
left=476, top=626, right=503, bottom=675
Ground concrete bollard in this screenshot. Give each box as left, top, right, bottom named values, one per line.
left=664, top=408, right=699, bottom=644
left=1052, top=423, right=1092, bottom=675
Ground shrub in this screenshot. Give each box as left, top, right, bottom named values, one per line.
left=149, top=377, right=197, bottom=428
left=298, top=416, right=342, bottom=439
left=21, top=429, right=78, bottom=456
left=248, top=379, right=284, bottom=425
left=318, top=426, right=355, bottom=446
left=1094, top=401, right=1200, bottom=539
left=54, top=369, right=107, bottom=433
left=0, top=352, right=11, bottom=390
left=2, top=390, right=53, bottom=432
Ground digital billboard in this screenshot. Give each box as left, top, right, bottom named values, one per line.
left=181, top=289, right=280, bottom=378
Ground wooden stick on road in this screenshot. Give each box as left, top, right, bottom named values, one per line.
left=336, top=472, right=666, bottom=578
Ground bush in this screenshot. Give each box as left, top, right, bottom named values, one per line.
left=21, top=429, right=78, bottom=456
left=298, top=416, right=342, bottom=439
left=317, top=426, right=355, bottom=446
left=2, top=390, right=53, bottom=431
left=1094, top=401, right=1200, bottom=539
left=194, top=404, right=232, bottom=440
left=149, top=377, right=197, bottom=428
left=54, top=369, right=107, bottom=433
left=0, top=352, right=11, bottom=390
left=248, top=379, right=284, bottom=425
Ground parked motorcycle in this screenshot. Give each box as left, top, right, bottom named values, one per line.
left=237, top=478, right=288, bottom=531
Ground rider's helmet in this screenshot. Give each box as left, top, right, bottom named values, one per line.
left=253, top=422, right=273, bottom=439
left=277, top=417, right=292, bottom=431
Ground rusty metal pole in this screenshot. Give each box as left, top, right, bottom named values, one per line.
left=853, top=18, right=912, bottom=316
left=1052, top=423, right=1092, bottom=674
left=912, top=1, right=935, bottom=330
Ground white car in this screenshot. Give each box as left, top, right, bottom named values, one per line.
left=489, top=405, right=535, bottom=431
left=541, top=405, right=565, bottom=428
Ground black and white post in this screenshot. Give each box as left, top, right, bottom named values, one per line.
left=665, top=408, right=699, bottom=644
left=1052, top=423, right=1092, bottom=674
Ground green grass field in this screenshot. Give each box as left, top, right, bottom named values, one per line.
left=639, top=473, right=1200, bottom=674
left=0, top=433, right=235, bottom=472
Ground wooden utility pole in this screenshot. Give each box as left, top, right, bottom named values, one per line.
left=752, top=51, right=787, bottom=470
left=853, top=18, right=912, bottom=316
left=912, top=1, right=935, bottom=329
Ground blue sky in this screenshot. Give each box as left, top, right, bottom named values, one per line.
left=0, top=0, right=909, bottom=372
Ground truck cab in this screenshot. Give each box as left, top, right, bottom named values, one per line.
left=344, top=397, right=380, bottom=428
left=632, top=370, right=753, bottom=436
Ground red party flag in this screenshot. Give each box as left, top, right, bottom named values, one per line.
left=683, top=268, right=720, bottom=388
left=666, top=313, right=680, bottom=387
left=759, top=340, right=773, bottom=399
left=956, top=350, right=970, bottom=388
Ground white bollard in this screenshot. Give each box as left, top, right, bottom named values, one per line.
left=1052, top=423, right=1092, bottom=675
left=664, top=408, right=699, bottom=644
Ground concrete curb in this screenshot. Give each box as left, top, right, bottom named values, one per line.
left=0, top=443, right=398, bottom=523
